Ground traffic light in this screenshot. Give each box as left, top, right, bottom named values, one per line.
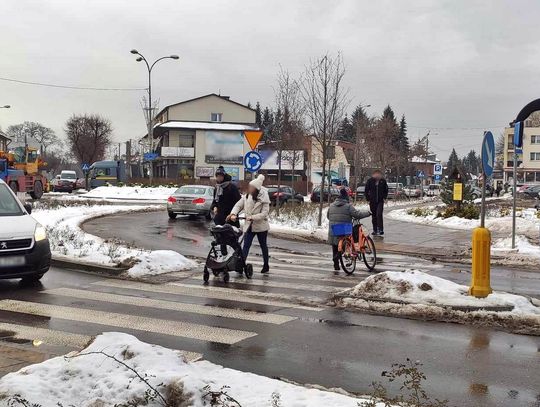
left=514, top=121, right=524, bottom=148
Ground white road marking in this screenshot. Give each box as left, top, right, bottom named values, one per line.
left=45, top=288, right=296, bottom=325
left=93, top=280, right=322, bottom=311
left=0, top=322, right=91, bottom=348
left=0, top=300, right=256, bottom=345
left=0, top=322, right=202, bottom=362
left=226, top=277, right=343, bottom=293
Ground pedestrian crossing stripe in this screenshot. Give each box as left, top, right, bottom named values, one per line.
left=0, top=300, right=257, bottom=345
left=221, top=277, right=344, bottom=293
left=44, top=288, right=296, bottom=325
left=93, top=280, right=322, bottom=311
left=0, top=322, right=91, bottom=348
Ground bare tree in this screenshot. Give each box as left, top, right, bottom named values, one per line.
left=273, top=66, right=305, bottom=214
left=65, top=114, right=112, bottom=164
left=6, top=121, right=58, bottom=157
left=301, top=53, right=349, bottom=225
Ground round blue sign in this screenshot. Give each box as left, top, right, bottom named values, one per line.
left=244, top=151, right=263, bottom=173
left=481, top=131, right=495, bottom=177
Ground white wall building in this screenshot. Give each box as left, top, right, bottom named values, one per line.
left=503, top=123, right=540, bottom=183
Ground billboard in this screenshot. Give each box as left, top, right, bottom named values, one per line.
left=260, top=150, right=305, bottom=171
left=205, top=131, right=243, bottom=164
left=223, top=166, right=240, bottom=181
left=195, top=166, right=214, bottom=178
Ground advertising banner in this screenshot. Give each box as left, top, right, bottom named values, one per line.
left=260, top=150, right=304, bottom=170
left=205, top=131, right=243, bottom=164
left=223, top=166, right=240, bottom=181
left=195, top=166, right=214, bottom=178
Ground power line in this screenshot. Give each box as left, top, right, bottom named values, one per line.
left=0, top=76, right=146, bottom=91
left=408, top=124, right=506, bottom=130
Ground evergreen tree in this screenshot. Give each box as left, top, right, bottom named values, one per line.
left=446, top=148, right=460, bottom=175
left=382, top=105, right=397, bottom=123
left=337, top=114, right=354, bottom=142
left=247, top=102, right=252, bottom=109
left=262, top=107, right=274, bottom=141
left=398, top=115, right=409, bottom=153
left=255, top=102, right=262, bottom=128
left=462, top=150, right=480, bottom=176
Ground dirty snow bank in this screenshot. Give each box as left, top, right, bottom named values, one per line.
left=334, top=270, right=540, bottom=335
left=32, top=205, right=195, bottom=277
left=0, top=332, right=374, bottom=407
left=492, top=235, right=540, bottom=259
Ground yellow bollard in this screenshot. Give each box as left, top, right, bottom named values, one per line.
left=469, top=227, right=492, bottom=298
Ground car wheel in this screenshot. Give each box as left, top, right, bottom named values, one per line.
left=205, top=211, right=212, bottom=220
left=30, top=181, right=43, bottom=199
left=168, top=212, right=177, bottom=219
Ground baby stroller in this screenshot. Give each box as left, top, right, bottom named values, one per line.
left=203, top=222, right=254, bottom=284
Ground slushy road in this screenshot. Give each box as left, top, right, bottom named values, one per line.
left=0, top=210, right=536, bottom=407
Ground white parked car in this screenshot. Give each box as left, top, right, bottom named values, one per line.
left=0, top=179, right=51, bottom=281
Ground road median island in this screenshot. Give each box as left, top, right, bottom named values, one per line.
left=31, top=201, right=196, bottom=279
left=331, top=270, right=540, bottom=336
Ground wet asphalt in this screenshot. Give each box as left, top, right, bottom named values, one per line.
left=0, top=210, right=537, bottom=406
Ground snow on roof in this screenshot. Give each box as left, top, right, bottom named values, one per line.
left=156, top=121, right=258, bottom=131
left=410, top=155, right=440, bottom=164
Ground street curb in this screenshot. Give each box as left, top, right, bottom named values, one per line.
left=331, top=293, right=514, bottom=312
left=51, top=256, right=127, bottom=276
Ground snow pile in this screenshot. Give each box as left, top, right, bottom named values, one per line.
left=32, top=205, right=195, bottom=277
left=336, top=270, right=540, bottom=335
left=0, top=332, right=370, bottom=407
left=389, top=206, right=540, bottom=234
left=492, top=235, right=540, bottom=258
left=81, top=185, right=177, bottom=201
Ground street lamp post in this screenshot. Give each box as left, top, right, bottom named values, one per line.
left=0, top=105, right=11, bottom=109
left=130, top=50, right=179, bottom=185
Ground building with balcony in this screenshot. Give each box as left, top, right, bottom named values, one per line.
left=503, top=123, right=540, bottom=183
left=148, top=94, right=258, bottom=181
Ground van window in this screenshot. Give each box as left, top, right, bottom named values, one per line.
left=0, top=184, right=23, bottom=216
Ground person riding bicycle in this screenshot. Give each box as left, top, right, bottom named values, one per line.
left=327, top=188, right=371, bottom=272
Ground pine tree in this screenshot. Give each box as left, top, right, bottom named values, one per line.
left=462, top=150, right=480, bottom=176
left=262, top=107, right=274, bottom=141
left=446, top=148, right=460, bottom=175
left=337, top=114, right=354, bottom=142
left=382, top=105, right=396, bottom=122
left=255, top=102, right=262, bottom=128
left=247, top=102, right=252, bottom=109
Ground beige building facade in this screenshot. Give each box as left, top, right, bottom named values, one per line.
left=503, top=124, right=540, bottom=183
left=150, top=94, right=257, bottom=180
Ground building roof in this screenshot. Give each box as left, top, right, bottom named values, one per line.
left=156, top=121, right=258, bottom=131
left=410, top=155, right=440, bottom=164
left=155, top=93, right=255, bottom=120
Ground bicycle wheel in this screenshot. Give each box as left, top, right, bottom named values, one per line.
left=362, top=236, right=377, bottom=271
left=339, top=238, right=357, bottom=275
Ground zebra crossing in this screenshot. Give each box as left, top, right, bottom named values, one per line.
left=0, top=250, right=437, bottom=357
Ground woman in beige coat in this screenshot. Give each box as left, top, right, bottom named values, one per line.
left=229, top=174, right=270, bottom=273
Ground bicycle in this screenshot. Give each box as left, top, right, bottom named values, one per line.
left=333, top=219, right=377, bottom=274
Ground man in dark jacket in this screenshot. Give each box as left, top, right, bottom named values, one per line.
left=364, top=169, right=388, bottom=236
left=327, top=188, right=371, bottom=271
left=211, top=166, right=241, bottom=226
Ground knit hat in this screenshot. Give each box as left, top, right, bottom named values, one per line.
left=249, top=174, right=265, bottom=190
left=339, top=188, right=349, bottom=200
left=215, top=166, right=226, bottom=177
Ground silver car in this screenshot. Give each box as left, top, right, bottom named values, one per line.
left=167, top=185, right=215, bottom=219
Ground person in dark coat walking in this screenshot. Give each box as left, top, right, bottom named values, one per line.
left=327, top=188, right=371, bottom=271
left=364, top=169, right=388, bottom=235
left=211, top=166, right=241, bottom=226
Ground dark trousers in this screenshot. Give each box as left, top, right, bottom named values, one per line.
left=242, top=230, right=269, bottom=267
left=332, top=244, right=340, bottom=267
left=369, top=201, right=384, bottom=233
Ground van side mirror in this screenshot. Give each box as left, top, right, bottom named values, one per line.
left=23, top=203, right=32, bottom=214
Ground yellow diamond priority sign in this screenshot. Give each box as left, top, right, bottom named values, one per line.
left=244, top=130, right=263, bottom=151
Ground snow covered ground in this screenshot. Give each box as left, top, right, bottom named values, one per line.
left=492, top=235, right=540, bottom=259
left=49, top=185, right=178, bottom=202
left=388, top=205, right=540, bottom=235
left=335, top=270, right=540, bottom=335
left=0, top=332, right=376, bottom=407
left=32, top=204, right=195, bottom=277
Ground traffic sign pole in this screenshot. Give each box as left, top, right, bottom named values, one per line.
left=470, top=131, right=494, bottom=298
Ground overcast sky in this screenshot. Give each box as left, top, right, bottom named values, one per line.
left=1, top=0, right=539, bottom=159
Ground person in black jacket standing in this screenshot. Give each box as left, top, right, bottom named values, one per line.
left=364, top=169, right=388, bottom=235
left=211, top=166, right=241, bottom=226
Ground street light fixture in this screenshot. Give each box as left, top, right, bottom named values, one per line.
left=1, top=105, right=10, bottom=109
left=130, top=49, right=180, bottom=184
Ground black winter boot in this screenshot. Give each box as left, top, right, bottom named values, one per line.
left=261, top=265, right=269, bottom=274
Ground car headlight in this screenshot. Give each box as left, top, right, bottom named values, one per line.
left=34, top=225, right=47, bottom=242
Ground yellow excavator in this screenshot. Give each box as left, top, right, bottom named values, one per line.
left=0, top=146, right=48, bottom=199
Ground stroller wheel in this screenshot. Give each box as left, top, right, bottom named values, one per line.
left=223, top=272, right=230, bottom=283
left=203, top=267, right=210, bottom=284
left=244, top=264, right=254, bottom=279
